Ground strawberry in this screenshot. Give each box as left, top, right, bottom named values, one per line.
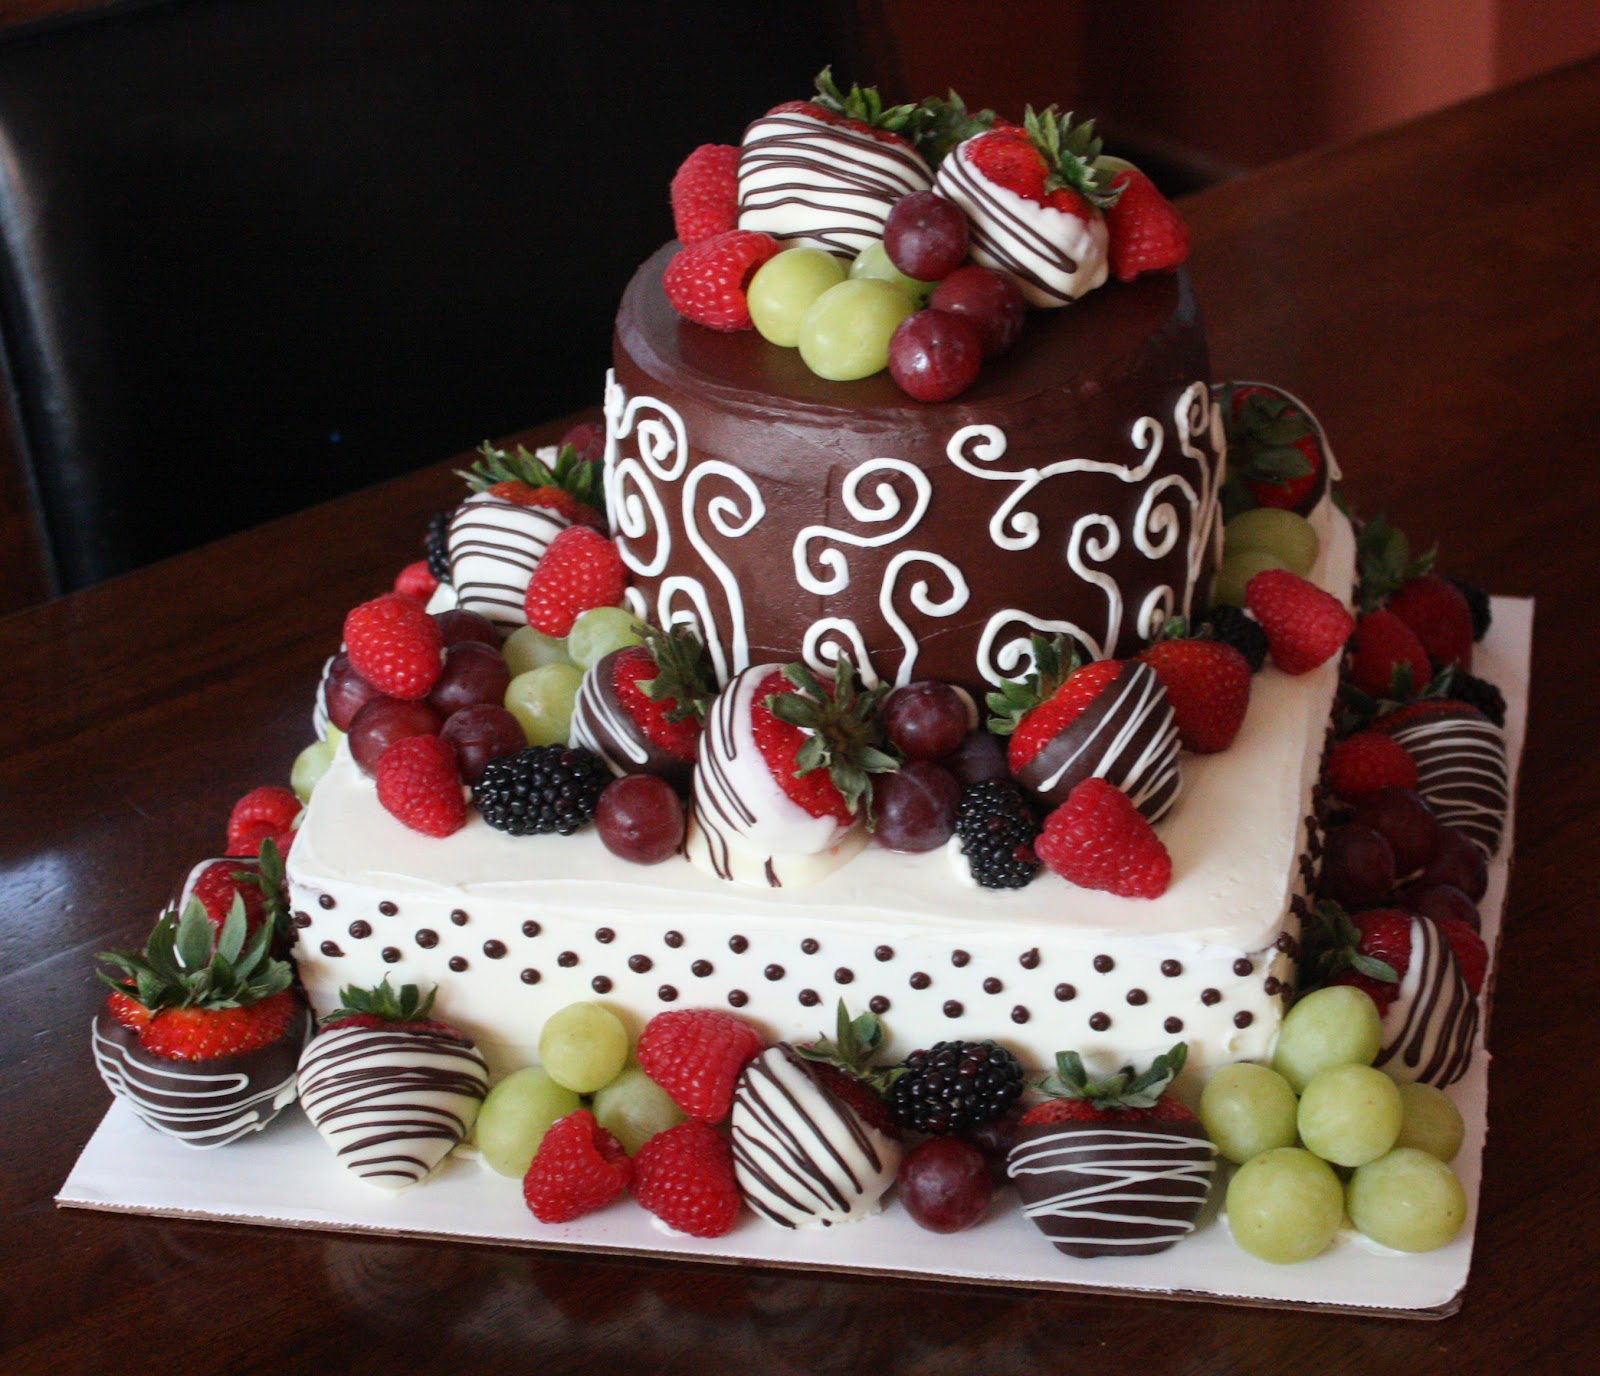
left=1349, top=609, right=1432, bottom=699
left=1008, top=1044, right=1214, bottom=1258
left=632, top=1120, right=742, bottom=1237
left=522, top=1108, right=634, bottom=1224
left=1136, top=633, right=1251, bottom=754
left=1315, top=905, right=1414, bottom=1015
left=1354, top=512, right=1435, bottom=612
left=343, top=593, right=445, bottom=701
left=791, top=1001, right=902, bottom=1140
left=1387, top=572, right=1475, bottom=670
left=138, top=990, right=301, bottom=1061
left=1101, top=164, right=1189, bottom=282
left=1034, top=777, right=1173, bottom=899
left=522, top=525, right=627, bottom=637
left=392, top=558, right=439, bottom=603
left=1223, top=384, right=1327, bottom=514
left=460, top=440, right=606, bottom=532
left=635, top=1008, right=766, bottom=1123
left=299, top=979, right=489, bottom=1190
left=613, top=626, right=713, bottom=759
left=104, top=986, right=153, bottom=1033
left=662, top=229, right=780, bottom=331
left=375, top=734, right=466, bottom=838
left=1374, top=696, right=1488, bottom=734
left=187, top=858, right=271, bottom=939
left=749, top=658, right=899, bottom=825
left=1434, top=917, right=1488, bottom=996
left=1245, top=568, right=1355, bottom=674
left=486, top=481, right=604, bottom=532
left=671, top=143, right=741, bottom=246
left=1005, top=659, right=1124, bottom=773
left=1326, top=731, right=1419, bottom=801
left=226, top=785, right=301, bottom=855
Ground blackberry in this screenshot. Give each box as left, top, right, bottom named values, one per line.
left=1445, top=574, right=1492, bottom=642
left=1447, top=668, right=1507, bottom=727
left=1198, top=604, right=1269, bottom=672
left=425, top=509, right=454, bottom=584
left=889, top=1040, right=1025, bottom=1135
left=472, top=745, right=608, bottom=836
left=954, top=780, right=1040, bottom=890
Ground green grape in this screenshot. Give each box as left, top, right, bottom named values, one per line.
left=1346, top=1148, right=1468, bottom=1252
left=798, top=278, right=915, bottom=381
left=475, top=1066, right=582, bottom=1178
left=749, top=248, right=848, bottom=347
left=1226, top=1147, right=1345, bottom=1264
left=291, top=738, right=339, bottom=802
left=1199, top=1062, right=1299, bottom=1164
left=538, top=1001, right=630, bottom=1094
left=591, top=1065, right=687, bottom=1155
left=1297, top=1063, right=1403, bottom=1167
left=1224, top=507, right=1321, bottom=576
left=503, top=624, right=576, bottom=675
left=1212, top=549, right=1289, bottom=608
left=504, top=663, right=582, bottom=746
left=848, top=240, right=937, bottom=307
left=1393, top=1082, right=1466, bottom=1163
left=567, top=606, right=643, bottom=670
left=1271, top=985, right=1383, bottom=1093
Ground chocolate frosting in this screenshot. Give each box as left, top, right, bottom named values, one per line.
left=608, top=244, right=1223, bottom=696
left=1007, top=1116, right=1216, bottom=1258
left=92, top=1001, right=309, bottom=1148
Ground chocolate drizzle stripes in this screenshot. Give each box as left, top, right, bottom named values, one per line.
left=446, top=495, right=568, bottom=628
left=1376, top=916, right=1479, bottom=1088
left=1388, top=713, right=1509, bottom=858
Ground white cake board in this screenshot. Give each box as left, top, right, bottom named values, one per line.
left=58, top=598, right=1533, bottom=1318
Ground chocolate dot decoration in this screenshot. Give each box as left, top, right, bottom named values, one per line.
left=874, top=945, right=895, bottom=962
left=1011, top=1006, right=1031, bottom=1024
left=450, top=909, right=469, bottom=927
left=730, top=935, right=749, bottom=954
left=798, top=989, right=820, bottom=1007
left=691, top=960, right=713, bottom=978
left=592, top=976, right=613, bottom=994
left=317, top=894, right=336, bottom=910
left=520, top=968, right=541, bottom=985
left=558, top=951, right=578, bottom=968
left=482, top=940, right=506, bottom=960
left=909, top=972, right=932, bottom=991
left=835, top=968, right=854, bottom=985
left=1264, top=976, right=1282, bottom=996
left=942, top=1000, right=964, bottom=1018
left=522, top=920, right=542, bottom=939
left=1054, top=983, right=1077, bottom=1002
left=1127, top=988, right=1149, bottom=1006
left=764, top=964, right=785, bottom=981
left=951, top=950, right=971, bottom=968
left=293, top=912, right=312, bottom=930
left=1201, top=988, right=1222, bottom=1006
left=983, top=977, right=1003, bottom=995
left=448, top=956, right=468, bottom=973
left=378, top=901, right=398, bottom=917
left=1019, top=948, right=1041, bottom=969
left=658, top=985, right=678, bottom=1002
left=1089, top=1012, right=1111, bottom=1032
left=800, top=938, right=819, bottom=955
left=1276, top=932, right=1299, bottom=955
left=348, top=920, right=371, bottom=939
left=1233, top=958, right=1254, bottom=977
left=381, top=947, right=402, bottom=964
left=1234, top=1011, right=1255, bottom=1029
left=664, top=931, right=684, bottom=948
left=415, top=929, right=439, bottom=949
left=1093, top=954, right=1114, bottom=974
left=628, top=954, right=653, bottom=974
left=1160, top=959, right=1182, bottom=978
left=1164, top=1016, right=1184, bottom=1034
left=319, top=941, right=344, bottom=958
left=596, top=928, right=615, bottom=944
left=869, top=995, right=891, bottom=1014
left=728, top=989, right=748, bottom=1008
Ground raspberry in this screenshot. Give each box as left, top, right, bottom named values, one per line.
left=523, top=526, right=627, bottom=638
left=1387, top=572, right=1474, bottom=669
left=662, top=229, right=780, bottom=332
left=1034, top=777, right=1172, bottom=899
left=636, top=1008, right=766, bottom=1123
left=1326, top=732, right=1419, bottom=802
left=1434, top=916, right=1487, bottom=996
left=392, top=559, right=439, bottom=603
left=1245, top=569, right=1355, bottom=675
left=375, top=735, right=467, bottom=838
left=343, top=593, right=445, bottom=700
left=670, top=143, right=741, bottom=246
left=632, top=1120, right=742, bottom=1237
left=189, top=859, right=270, bottom=938
left=522, top=1109, right=633, bottom=1224
left=1349, top=609, right=1431, bottom=698
left=226, top=786, right=301, bottom=856
left=1104, top=167, right=1189, bottom=282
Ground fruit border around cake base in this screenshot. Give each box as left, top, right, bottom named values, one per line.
left=57, top=598, right=1533, bottom=1319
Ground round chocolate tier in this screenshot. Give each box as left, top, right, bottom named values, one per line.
left=607, top=243, right=1224, bottom=695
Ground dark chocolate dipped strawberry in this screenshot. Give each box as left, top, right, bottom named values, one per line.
left=92, top=897, right=307, bottom=1147
left=569, top=622, right=714, bottom=791
left=1379, top=701, right=1509, bottom=858
left=1007, top=1044, right=1215, bottom=1258
left=987, top=636, right=1181, bottom=820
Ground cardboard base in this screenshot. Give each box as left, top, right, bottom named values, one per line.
left=58, top=598, right=1533, bottom=1318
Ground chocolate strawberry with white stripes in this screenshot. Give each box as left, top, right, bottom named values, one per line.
left=297, top=979, right=488, bottom=1191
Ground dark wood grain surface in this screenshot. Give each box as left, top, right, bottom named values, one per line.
left=5, top=59, right=1599, bottom=1376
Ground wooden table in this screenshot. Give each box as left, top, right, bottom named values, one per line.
left=5, top=59, right=1598, bottom=1376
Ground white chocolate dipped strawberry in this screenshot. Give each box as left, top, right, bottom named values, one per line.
left=932, top=108, right=1116, bottom=307
left=297, top=979, right=488, bottom=1190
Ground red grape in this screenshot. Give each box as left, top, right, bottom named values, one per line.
left=434, top=607, right=502, bottom=649
left=888, top=309, right=983, bottom=402
left=896, top=1136, right=993, bottom=1233
left=1395, top=881, right=1480, bottom=932
left=1420, top=827, right=1488, bottom=901
left=348, top=697, right=443, bottom=774
left=428, top=640, right=512, bottom=718
left=1350, top=787, right=1441, bottom=874
left=962, top=1101, right=1025, bottom=1186
left=596, top=774, right=685, bottom=865
left=946, top=730, right=1008, bottom=788
left=439, top=704, right=526, bottom=785
left=883, top=191, right=970, bottom=282
left=872, top=761, right=961, bottom=852
left=323, top=652, right=383, bottom=732
left=883, top=681, right=969, bottom=761
left=929, top=265, right=1026, bottom=358
left=1318, top=823, right=1395, bottom=910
